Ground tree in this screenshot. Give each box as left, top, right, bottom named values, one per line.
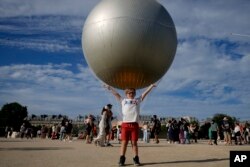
left=199, top=121, right=211, bottom=139
left=0, top=102, right=28, bottom=132
left=211, top=113, right=236, bottom=140
left=212, top=113, right=235, bottom=126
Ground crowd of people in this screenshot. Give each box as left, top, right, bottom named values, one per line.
left=4, top=114, right=250, bottom=147
left=164, top=118, right=199, bottom=144
left=3, top=111, right=249, bottom=146
left=213, top=117, right=250, bottom=146
left=5, top=119, right=74, bottom=141
left=84, top=104, right=114, bottom=147
left=4, top=109, right=250, bottom=167
left=162, top=116, right=250, bottom=146
left=141, top=115, right=162, bottom=144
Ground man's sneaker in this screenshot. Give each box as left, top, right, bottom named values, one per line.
left=133, top=156, right=141, bottom=166
left=118, top=155, right=126, bottom=166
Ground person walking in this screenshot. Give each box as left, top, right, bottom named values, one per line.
left=210, top=120, right=219, bottom=145
left=234, top=122, right=242, bottom=145
left=85, top=115, right=95, bottom=144
left=94, top=106, right=110, bottom=147
left=105, top=84, right=156, bottom=166
left=152, top=115, right=161, bottom=144
left=142, top=122, right=150, bottom=143
left=221, top=117, right=232, bottom=145
left=105, top=104, right=113, bottom=147
left=5, top=126, right=9, bottom=138
left=20, top=123, right=26, bottom=139
left=59, top=124, right=66, bottom=141
left=182, top=118, right=190, bottom=144
left=65, top=121, right=73, bottom=142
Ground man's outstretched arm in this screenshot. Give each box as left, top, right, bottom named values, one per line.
left=104, top=85, right=122, bottom=101
left=141, top=84, right=156, bottom=101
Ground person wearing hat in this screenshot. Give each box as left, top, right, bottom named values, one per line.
left=107, top=104, right=112, bottom=108
left=221, top=117, right=232, bottom=145
left=105, top=84, right=156, bottom=166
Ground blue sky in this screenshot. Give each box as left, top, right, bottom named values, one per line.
left=0, top=0, right=249, bottom=121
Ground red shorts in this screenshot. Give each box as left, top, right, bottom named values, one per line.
left=121, top=122, right=139, bottom=141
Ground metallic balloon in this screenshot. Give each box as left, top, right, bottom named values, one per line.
left=82, top=0, right=177, bottom=89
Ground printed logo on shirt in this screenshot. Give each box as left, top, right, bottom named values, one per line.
left=124, top=99, right=138, bottom=105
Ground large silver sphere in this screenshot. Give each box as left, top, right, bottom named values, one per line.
left=82, top=0, right=177, bottom=89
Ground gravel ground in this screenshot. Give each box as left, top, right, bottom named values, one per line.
left=0, top=138, right=249, bottom=167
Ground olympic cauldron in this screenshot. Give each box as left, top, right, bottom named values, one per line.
left=82, top=0, right=177, bottom=89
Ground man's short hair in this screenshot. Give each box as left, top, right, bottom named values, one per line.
left=125, top=88, right=136, bottom=94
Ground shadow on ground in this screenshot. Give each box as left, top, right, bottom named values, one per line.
left=142, top=158, right=229, bottom=166
left=0, top=147, right=74, bottom=151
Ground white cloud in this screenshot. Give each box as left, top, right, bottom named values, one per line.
left=0, top=63, right=110, bottom=117
left=0, top=15, right=84, bottom=52
left=159, top=0, right=250, bottom=40
left=0, top=0, right=100, bottom=17
left=0, top=38, right=81, bottom=53
left=151, top=34, right=250, bottom=119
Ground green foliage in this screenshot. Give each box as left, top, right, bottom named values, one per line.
left=190, top=120, right=199, bottom=126
left=199, top=122, right=210, bottom=139
left=158, top=124, right=167, bottom=138
left=0, top=102, right=28, bottom=131
left=212, top=113, right=236, bottom=126
left=72, top=125, right=85, bottom=137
